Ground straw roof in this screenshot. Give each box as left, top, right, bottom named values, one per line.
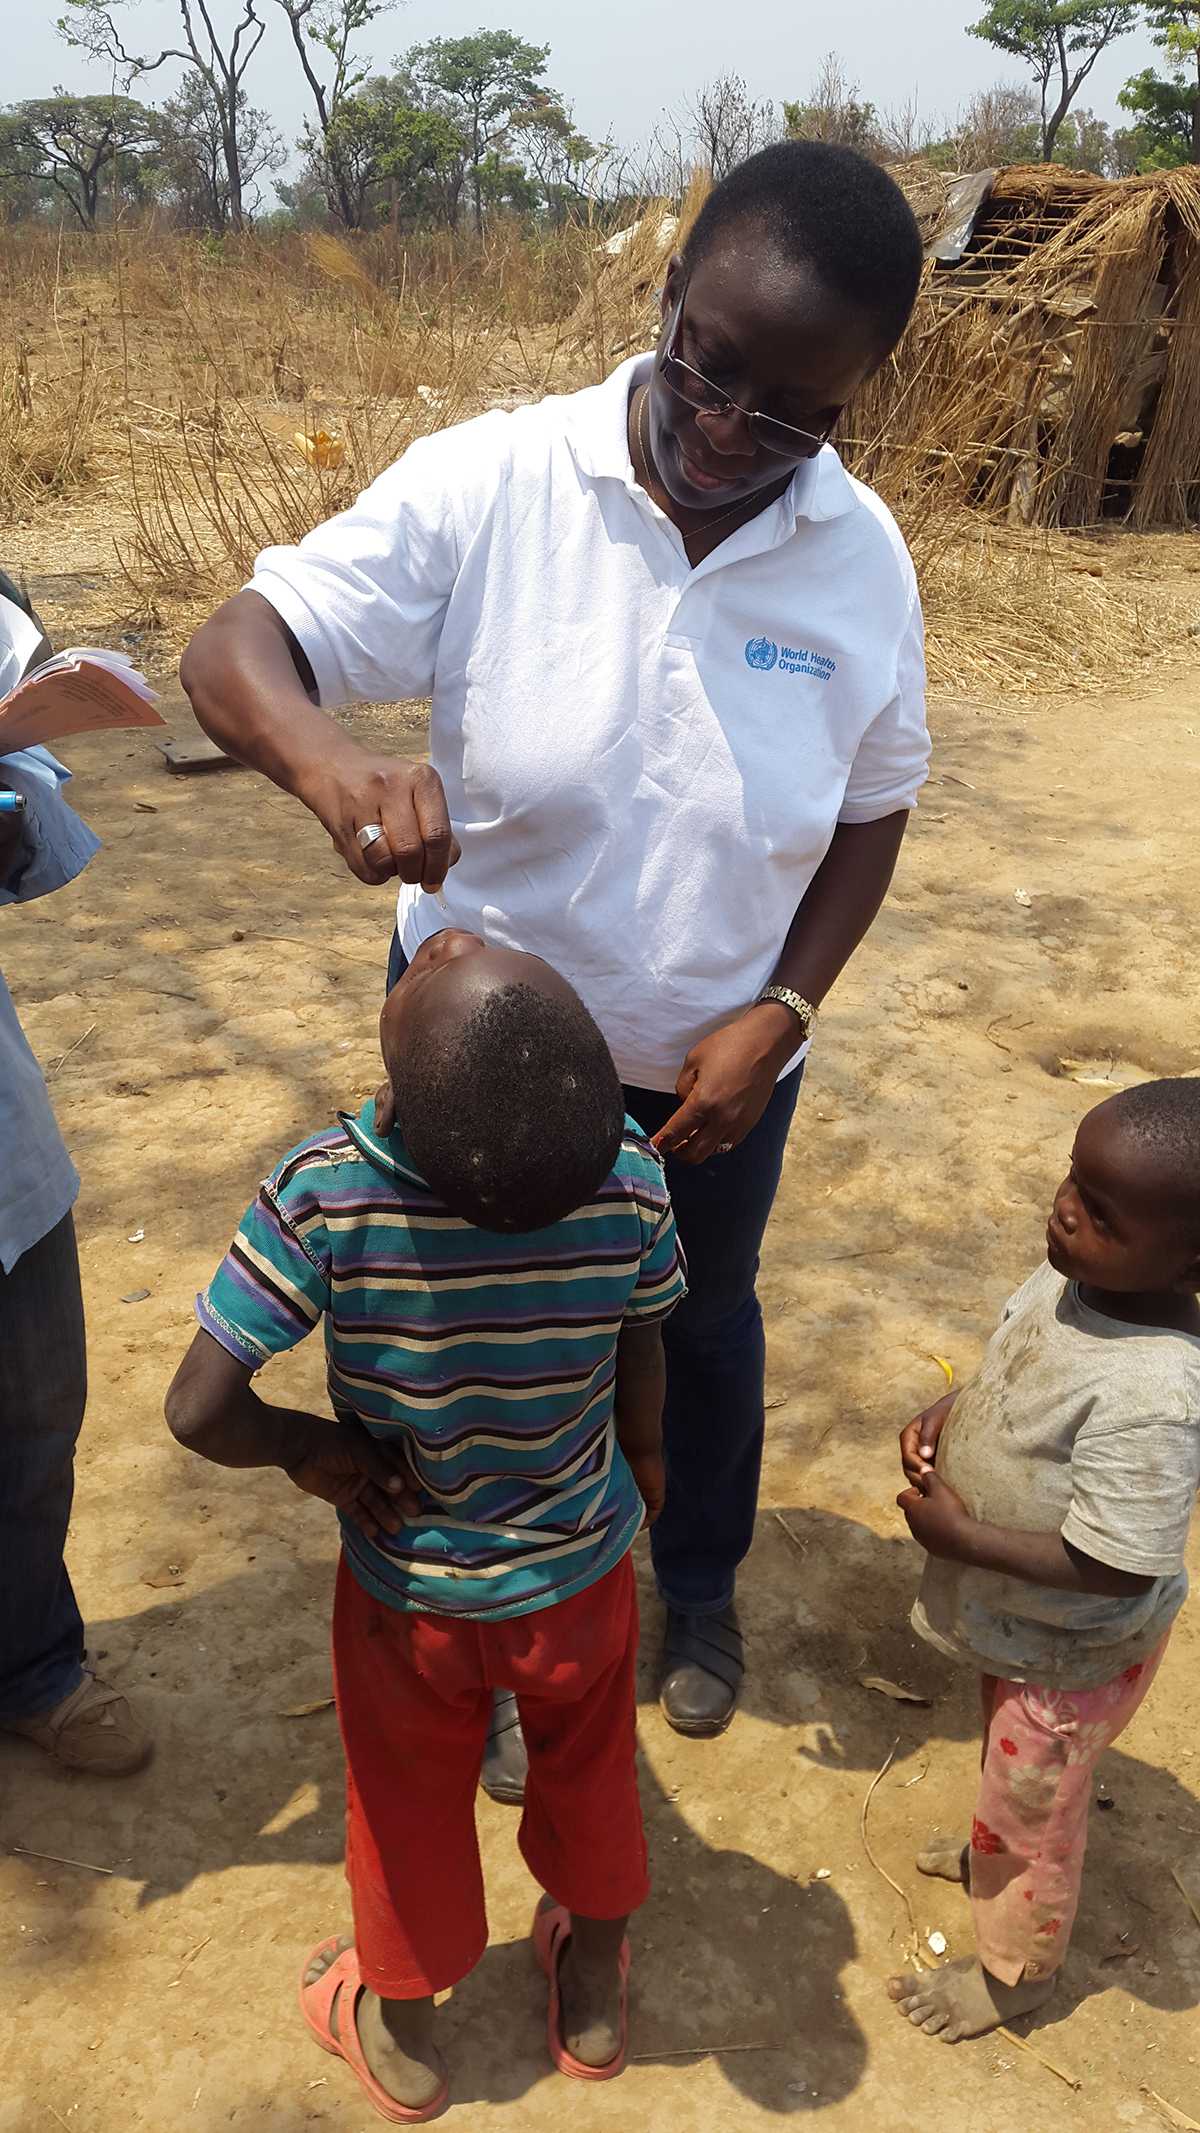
left=850, top=162, right=1200, bottom=532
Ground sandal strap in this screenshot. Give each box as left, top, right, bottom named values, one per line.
left=487, top=1688, right=523, bottom=1747
left=663, top=1609, right=745, bottom=1693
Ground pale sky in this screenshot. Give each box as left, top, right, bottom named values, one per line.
left=8, top=0, right=1163, bottom=193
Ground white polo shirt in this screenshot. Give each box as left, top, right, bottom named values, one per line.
left=251, top=356, right=929, bottom=1092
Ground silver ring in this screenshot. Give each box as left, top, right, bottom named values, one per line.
left=717, top=1140, right=734, bottom=1155
left=356, top=823, right=385, bottom=852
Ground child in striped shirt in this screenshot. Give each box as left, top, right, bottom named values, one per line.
left=167, top=929, right=685, bottom=2121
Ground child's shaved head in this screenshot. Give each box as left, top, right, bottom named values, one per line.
left=1105, top=1078, right=1200, bottom=1236
left=382, top=934, right=624, bottom=1232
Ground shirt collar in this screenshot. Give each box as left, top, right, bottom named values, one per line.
left=338, top=1101, right=431, bottom=1194
left=563, top=354, right=859, bottom=528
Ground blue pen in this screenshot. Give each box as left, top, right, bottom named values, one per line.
left=0, top=792, right=27, bottom=814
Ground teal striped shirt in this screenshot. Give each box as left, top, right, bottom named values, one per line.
left=199, top=1102, right=686, bottom=1619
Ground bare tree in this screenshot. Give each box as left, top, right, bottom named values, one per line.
left=640, top=116, right=690, bottom=202
left=271, top=0, right=393, bottom=226
left=60, top=0, right=269, bottom=232
left=877, top=95, right=937, bottom=162
left=783, top=52, right=881, bottom=154
left=150, top=71, right=283, bottom=227
left=509, top=93, right=602, bottom=221
left=688, top=73, right=777, bottom=178
left=943, top=81, right=1042, bottom=166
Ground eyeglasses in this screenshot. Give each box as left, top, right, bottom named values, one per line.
left=659, top=290, right=835, bottom=461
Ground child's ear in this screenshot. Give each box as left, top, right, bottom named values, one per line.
left=373, top=1079, right=397, bottom=1137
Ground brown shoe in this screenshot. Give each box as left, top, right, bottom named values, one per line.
left=4, top=1671, right=151, bottom=1776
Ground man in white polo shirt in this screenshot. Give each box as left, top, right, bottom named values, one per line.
left=181, top=142, right=930, bottom=1772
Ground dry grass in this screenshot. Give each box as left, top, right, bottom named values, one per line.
left=0, top=330, right=105, bottom=514
left=917, top=519, right=1195, bottom=697
left=0, top=204, right=1196, bottom=702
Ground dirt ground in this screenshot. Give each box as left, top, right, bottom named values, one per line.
left=4, top=525, right=1200, bottom=2133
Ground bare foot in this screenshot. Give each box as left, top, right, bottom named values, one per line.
left=916, top=1830, right=970, bottom=1885
left=886, top=1956, right=1055, bottom=2041
left=303, top=1937, right=445, bottom=2109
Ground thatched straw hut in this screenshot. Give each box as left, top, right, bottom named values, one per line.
left=571, top=160, right=1199, bottom=533
left=848, top=163, right=1200, bottom=532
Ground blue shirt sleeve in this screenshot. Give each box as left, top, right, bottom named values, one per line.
left=0, top=747, right=100, bottom=906
left=198, top=1166, right=332, bottom=1368
left=618, top=1133, right=688, bottom=1322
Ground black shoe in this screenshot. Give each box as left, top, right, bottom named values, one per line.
left=659, top=1605, right=744, bottom=1738
left=481, top=1687, right=527, bottom=1804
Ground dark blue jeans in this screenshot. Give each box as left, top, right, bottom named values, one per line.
left=0, top=1212, right=87, bottom=1719
left=387, top=931, right=802, bottom=1614
left=623, top=1071, right=803, bottom=1614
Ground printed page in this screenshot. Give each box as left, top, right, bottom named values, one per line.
left=0, top=651, right=165, bottom=750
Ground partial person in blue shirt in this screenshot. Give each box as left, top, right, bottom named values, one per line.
left=0, top=581, right=151, bottom=1777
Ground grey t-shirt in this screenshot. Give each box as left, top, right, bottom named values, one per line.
left=912, top=1261, right=1200, bottom=1689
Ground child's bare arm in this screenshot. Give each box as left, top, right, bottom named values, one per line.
left=166, top=1328, right=420, bottom=1542
left=897, top=1470, right=1154, bottom=1598
left=614, top=1320, right=667, bottom=1524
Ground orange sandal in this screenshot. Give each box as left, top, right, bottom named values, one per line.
left=532, top=1904, right=630, bottom=2081
left=298, top=1938, right=448, bottom=2125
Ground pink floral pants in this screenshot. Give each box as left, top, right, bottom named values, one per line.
left=969, top=1635, right=1169, bottom=1986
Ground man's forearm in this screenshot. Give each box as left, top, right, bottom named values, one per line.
left=957, top=1518, right=1152, bottom=1598
left=181, top=591, right=455, bottom=890
left=180, top=589, right=359, bottom=801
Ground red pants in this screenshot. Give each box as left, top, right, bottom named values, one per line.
left=332, top=1551, right=648, bottom=1998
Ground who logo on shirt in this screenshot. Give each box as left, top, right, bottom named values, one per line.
left=744, top=636, right=837, bottom=683
left=744, top=636, right=779, bottom=672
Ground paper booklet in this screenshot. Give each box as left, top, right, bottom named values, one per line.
left=0, top=646, right=166, bottom=753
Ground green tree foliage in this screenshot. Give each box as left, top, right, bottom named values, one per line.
left=508, top=92, right=600, bottom=222
left=0, top=114, right=57, bottom=222
left=969, top=2, right=1139, bottom=157
left=308, top=80, right=463, bottom=228
left=1118, top=3, right=1200, bottom=164
left=0, top=92, right=154, bottom=228
left=405, top=29, right=552, bottom=231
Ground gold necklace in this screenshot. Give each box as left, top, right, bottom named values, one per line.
left=636, top=384, right=760, bottom=543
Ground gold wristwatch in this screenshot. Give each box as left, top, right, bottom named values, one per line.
left=756, top=984, right=819, bottom=1041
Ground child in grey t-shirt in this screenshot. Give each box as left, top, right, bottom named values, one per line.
left=887, top=1078, right=1200, bottom=2047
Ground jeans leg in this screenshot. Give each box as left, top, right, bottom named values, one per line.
left=0, top=1212, right=87, bottom=1719
left=622, top=1069, right=803, bottom=1615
